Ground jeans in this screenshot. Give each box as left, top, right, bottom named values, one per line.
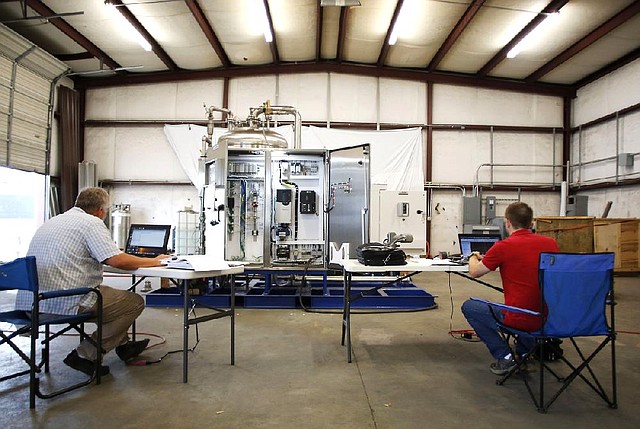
left=461, top=298, right=533, bottom=360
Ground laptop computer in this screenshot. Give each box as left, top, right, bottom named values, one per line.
left=125, top=224, right=171, bottom=257
left=458, top=233, right=501, bottom=259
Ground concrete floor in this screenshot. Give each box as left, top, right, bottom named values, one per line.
left=1, top=271, right=639, bottom=429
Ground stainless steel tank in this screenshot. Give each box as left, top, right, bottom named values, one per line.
left=218, top=126, right=288, bottom=149
left=111, top=204, right=131, bottom=250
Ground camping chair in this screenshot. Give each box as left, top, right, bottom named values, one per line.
left=0, top=256, right=104, bottom=409
left=472, top=252, right=616, bottom=413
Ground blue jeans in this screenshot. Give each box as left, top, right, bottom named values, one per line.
left=461, top=298, right=534, bottom=360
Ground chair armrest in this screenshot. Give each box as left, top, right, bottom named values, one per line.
left=470, top=297, right=540, bottom=316
left=39, top=287, right=100, bottom=301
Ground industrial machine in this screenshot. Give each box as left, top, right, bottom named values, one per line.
left=199, top=101, right=370, bottom=269
left=146, top=102, right=435, bottom=311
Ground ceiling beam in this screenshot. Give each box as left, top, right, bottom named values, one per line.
left=476, top=0, right=569, bottom=77
left=22, top=0, right=120, bottom=70
left=73, top=61, right=575, bottom=97
left=109, top=0, right=178, bottom=71
left=526, top=1, right=640, bottom=82
left=336, top=6, right=349, bottom=62
left=377, top=0, right=404, bottom=67
left=427, top=0, right=486, bottom=71
left=184, top=0, right=230, bottom=67
left=262, top=0, right=279, bottom=64
left=316, top=1, right=324, bottom=61
left=575, top=47, right=640, bottom=89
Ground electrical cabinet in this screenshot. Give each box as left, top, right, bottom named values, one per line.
left=203, top=145, right=370, bottom=267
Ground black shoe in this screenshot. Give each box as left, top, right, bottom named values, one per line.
left=489, top=357, right=517, bottom=376
left=115, top=338, right=150, bottom=362
left=63, top=350, right=110, bottom=377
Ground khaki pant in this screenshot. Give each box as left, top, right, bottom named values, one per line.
left=76, top=285, right=144, bottom=361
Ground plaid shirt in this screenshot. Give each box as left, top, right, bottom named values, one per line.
left=16, top=207, right=121, bottom=315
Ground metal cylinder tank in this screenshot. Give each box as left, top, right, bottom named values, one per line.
left=218, top=126, right=288, bottom=149
left=111, top=204, right=131, bottom=250
left=78, top=160, right=97, bottom=190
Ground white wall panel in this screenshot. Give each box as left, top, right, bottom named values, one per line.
left=428, top=189, right=561, bottom=256
left=84, top=127, right=116, bottom=179
left=580, top=187, right=640, bottom=218
left=570, top=118, right=639, bottom=185
left=432, top=131, right=491, bottom=184
left=329, top=73, right=377, bottom=123
left=379, top=78, right=426, bottom=124
left=108, top=185, right=199, bottom=229
left=114, top=84, right=178, bottom=120
left=621, top=110, right=640, bottom=154
left=276, top=73, right=328, bottom=122
left=228, top=76, right=277, bottom=118
left=573, top=59, right=640, bottom=126
left=85, top=88, right=117, bottom=120
left=175, top=80, right=225, bottom=120
left=432, top=131, right=561, bottom=186
left=113, top=127, right=188, bottom=180
left=433, top=84, right=562, bottom=127
left=85, top=126, right=187, bottom=181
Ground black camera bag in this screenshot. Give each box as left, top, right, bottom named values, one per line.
left=356, top=243, right=407, bottom=266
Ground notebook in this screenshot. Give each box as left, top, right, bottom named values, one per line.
left=458, top=233, right=501, bottom=258
left=124, top=224, right=171, bottom=257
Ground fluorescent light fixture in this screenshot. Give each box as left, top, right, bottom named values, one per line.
left=320, top=0, right=361, bottom=6
left=260, top=2, right=273, bottom=43
left=507, top=12, right=560, bottom=59
left=388, top=0, right=416, bottom=46
left=105, top=3, right=152, bottom=52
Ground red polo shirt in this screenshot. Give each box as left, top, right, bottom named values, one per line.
left=480, top=229, right=560, bottom=331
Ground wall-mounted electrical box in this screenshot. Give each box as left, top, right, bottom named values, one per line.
left=618, top=153, right=634, bottom=167
left=485, top=196, right=496, bottom=220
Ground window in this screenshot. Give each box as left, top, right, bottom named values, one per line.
left=0, top=166, right=46, bottom=261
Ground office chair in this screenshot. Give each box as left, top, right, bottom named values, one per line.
left=471, top=252, right=617, bottom=413
left=0, top=256, right=104, bottom=409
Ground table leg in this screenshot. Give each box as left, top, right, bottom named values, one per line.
left=183, top=278, right=189, bottom=383
left=230, top=274, right=235, bottom=365
left=341, top=270, right=353, bottom=363
left=131, top=275, right=137, bottom=341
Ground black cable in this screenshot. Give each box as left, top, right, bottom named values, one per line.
left=294, top=259, right=438, bottom=315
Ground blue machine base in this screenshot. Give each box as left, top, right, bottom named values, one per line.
left=145, top=283, right=437, bottom=310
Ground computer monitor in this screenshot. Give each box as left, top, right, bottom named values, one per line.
left=458, top=233, right=501, bottom=257
left=125, top=224, right=171, bottom=257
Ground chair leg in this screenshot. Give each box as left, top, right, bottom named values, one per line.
left=29, top=322, right=37, bottom=409
left=43, top=325, right=50, bottom=373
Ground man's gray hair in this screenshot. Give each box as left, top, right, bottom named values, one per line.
left=75, top=187, right=110, bottom=212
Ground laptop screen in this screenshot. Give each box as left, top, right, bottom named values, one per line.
left=125, top=224, right=171, bottom=257
left=458, top=234, right=501, bottom=257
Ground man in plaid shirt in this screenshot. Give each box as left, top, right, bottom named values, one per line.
left=16, top=187, right=168, bottom=376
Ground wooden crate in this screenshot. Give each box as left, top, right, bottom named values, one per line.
left=534, top=216, right=595, bottom=254
left=594, top=218, right=640, bottom=273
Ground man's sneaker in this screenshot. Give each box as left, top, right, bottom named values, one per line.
left=63, top=350, right=110, bottom=377
left=489, top=357, right=517, bottom=375
left=115, top=338, right=150, bottom=362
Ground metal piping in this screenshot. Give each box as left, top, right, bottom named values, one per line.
left=249, top=101, right=302, bottom=148
left=473, top=163, right=562, bottom=194
left=203, top=104, right=234, bottom=155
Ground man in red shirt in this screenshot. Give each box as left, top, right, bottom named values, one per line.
left=461, top=202, right=559, bottom=375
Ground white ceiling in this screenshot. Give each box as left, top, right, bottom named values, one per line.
left=1, top=0, right=639, bottom=94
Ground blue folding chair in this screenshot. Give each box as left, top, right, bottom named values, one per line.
left=0, top=256, right=104, bottom=409
left=472, top=252, right=617, bottom=413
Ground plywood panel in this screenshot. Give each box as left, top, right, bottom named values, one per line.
left=535, top=216, right=594, bottom=253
